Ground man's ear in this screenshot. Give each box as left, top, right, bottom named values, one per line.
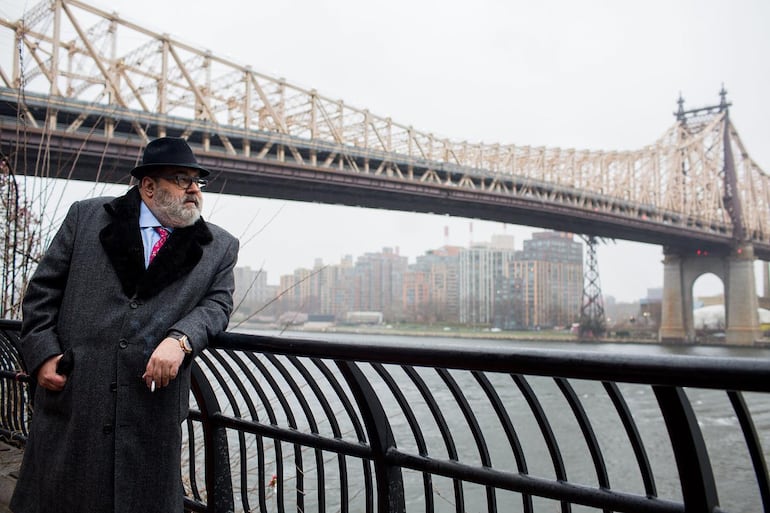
left=140, top=176, right=156, bottom=197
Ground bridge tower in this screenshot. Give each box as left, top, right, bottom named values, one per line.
left=659, top=89, right=761, bottom=345
left=578, top=236, right=606, bottom=339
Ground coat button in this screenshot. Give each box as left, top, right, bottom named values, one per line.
left=119, top=339, right=128, bottom=349
left=129, top=300, right=138, bottom=309
left=103, top=424, right=113, bottom=434
left=110, top=382, right=117, bottom=392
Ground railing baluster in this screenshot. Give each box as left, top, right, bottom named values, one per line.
left=251, top=354, right=303, bottom=513
left=217, top=350, right=278, bottom=512
left=438, top=368, right=497, bottom=513
left=312, top=357, right=372, bottom=513
left=513, top=374, right=571, bottom=513
left=337, top=361, right=405, bottom=513
left=235, top=351, right=283, bottom=512
left=602, top=381, right=658, bottom=499
left=184, top=416, right=203, bottom=504
left=204, top=351, right=249, bottom=511
left=372, top=363, right=435, bottom=512
left=554, top=377, right=610, bottom=504
left=288, top=354, right=350, bottom=513
left=653, top=385, right=719, bottom=513
left=263, top=354, right=323, bottom=513
left=190, top=363, right=235, bottom=513
left=473, top=371, right=533, bottom=513
left=403, top=365, right=465, bottom=512
left=727, top=390, right=770, bottom=513
left=231, top=352, right=284, bottom=509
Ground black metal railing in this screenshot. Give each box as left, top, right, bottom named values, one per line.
left=1, top=320, right=768, bottom=513
left=0, top=320, right=31, bottom=443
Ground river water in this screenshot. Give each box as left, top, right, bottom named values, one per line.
left=196, top=330, right=770, bottom=513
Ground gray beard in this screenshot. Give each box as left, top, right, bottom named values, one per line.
left=154, top=188, right=202, bottom=227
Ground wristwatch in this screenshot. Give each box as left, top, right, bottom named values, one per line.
left=170, top=331, right=192, bottom=354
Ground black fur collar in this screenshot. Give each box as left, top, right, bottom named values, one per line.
left=99, top=187, right=213, bottom=299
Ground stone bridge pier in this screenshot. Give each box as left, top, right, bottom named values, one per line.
left=659, top=244, right=761, bottom=345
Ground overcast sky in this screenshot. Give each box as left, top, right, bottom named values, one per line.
left=3, top=0, right=769, bottom=302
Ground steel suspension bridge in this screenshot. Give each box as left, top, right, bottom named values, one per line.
left=1, top=0, right=769, bottom=259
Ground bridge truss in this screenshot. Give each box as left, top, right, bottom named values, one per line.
left=1, top=0, right=769, bottom=255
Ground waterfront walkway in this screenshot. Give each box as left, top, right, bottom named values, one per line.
left=0, top=443, right=21, bottom=513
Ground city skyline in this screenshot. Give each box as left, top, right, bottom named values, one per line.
left=234, top=230, right=585, bottom=329
left=235, top=226, right=658, bottom=304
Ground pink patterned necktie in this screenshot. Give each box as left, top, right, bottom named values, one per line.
left=149, top=227, right=169, bottom=264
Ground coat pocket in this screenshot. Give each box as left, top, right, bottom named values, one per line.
left=56, top=348, right=74, bottom=376
left=35, top=380, right=73, bottom=418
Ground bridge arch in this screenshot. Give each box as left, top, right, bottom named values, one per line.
left=660, top=245, right=760, bottom=344
left=692, top=271, right=725, bottom=296
left=692, top=272, right=726, bottom=335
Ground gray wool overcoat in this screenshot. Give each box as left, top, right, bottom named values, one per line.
left=10, top=187, right=239, bottom=513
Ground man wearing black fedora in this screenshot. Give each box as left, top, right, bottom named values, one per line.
left=11, top=137, right=239, bottom=513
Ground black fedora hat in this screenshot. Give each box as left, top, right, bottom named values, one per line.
left=130, top=137, right=211, bottom=178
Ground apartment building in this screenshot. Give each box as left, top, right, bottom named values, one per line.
left=512, top=232, right=583, bottom=328
left=458, top=235, right=516, bottom=325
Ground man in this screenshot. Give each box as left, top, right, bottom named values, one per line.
left=11, top=137, right=239, bottom=513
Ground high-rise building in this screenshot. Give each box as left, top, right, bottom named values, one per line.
left=405, top=245, right=463, bottom=323
left=512, top=232, right=583, bottom=328
left=458, top=237, right=516, bottom=325
left=402, top=269, right=432, bottom=322
left=354, top=247, right=408, bottom=321
left=277, top=271, right=299, bottom=313
left=233, top=266, right=276, bottom=317
left=234, top=266, right=265, bottom=305
left=314, top=256, right=355, bottom=319
left=306, top=258, right=326, bottom=315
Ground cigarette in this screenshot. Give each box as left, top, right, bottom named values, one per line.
left=151, top=380, right=156, bottom=393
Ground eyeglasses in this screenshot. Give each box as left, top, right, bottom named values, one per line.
left=152, top=175, right=208, bottom=190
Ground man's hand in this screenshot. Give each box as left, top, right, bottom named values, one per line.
left=142, top=337, right=186, bottom=391
left=38, top=355, right=67, bottom=391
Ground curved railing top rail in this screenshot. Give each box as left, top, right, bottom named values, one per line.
left=3, top=318, right=767, bottom=392
left=216, top=331, right=770, bottom=392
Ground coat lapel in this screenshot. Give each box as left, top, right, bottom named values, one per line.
left=99, top=188, right=145, bottom=298
left=99, top=187, right=214, bottom=299
left=140, top=219, right=213, bottom=298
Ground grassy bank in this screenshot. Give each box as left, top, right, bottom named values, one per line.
left=319, top=324, right=577, bottom=341
left=242, top=322, right=602, bottom=342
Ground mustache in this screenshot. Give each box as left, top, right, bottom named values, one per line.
left=184, top=194, right=201, bottom=207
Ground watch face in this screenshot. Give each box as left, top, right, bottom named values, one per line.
left=179, top=336, right=191, bottom=353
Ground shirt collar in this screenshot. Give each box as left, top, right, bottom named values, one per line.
left=139, top=200, right=163, bottom=229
